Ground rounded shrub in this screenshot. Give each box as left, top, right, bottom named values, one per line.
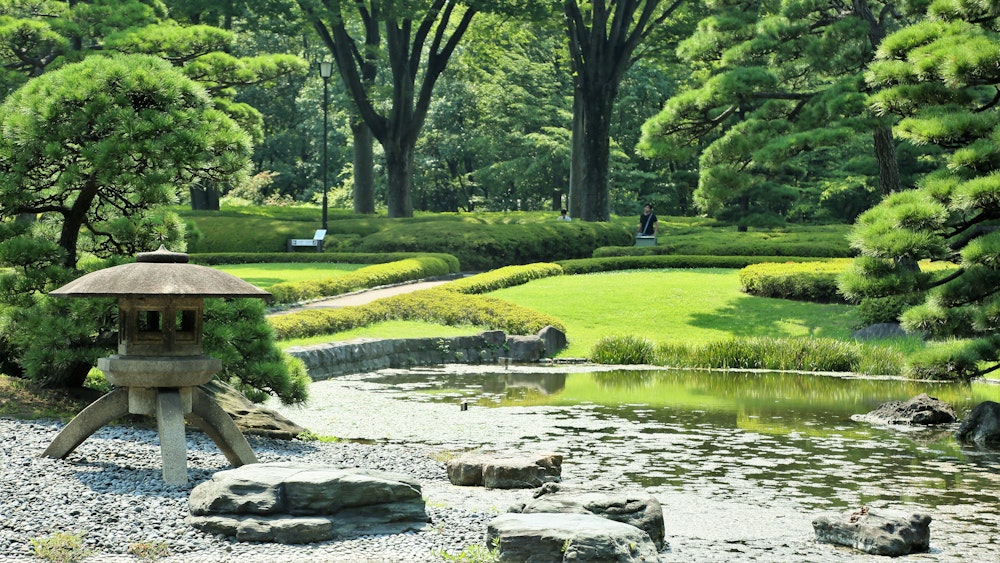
left=738, top=260, right=851, bottom=303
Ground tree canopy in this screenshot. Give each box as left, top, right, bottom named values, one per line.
left=638, top=0, right=913, bottom=229
left=0, top=53, right=252, bottom=268
left=841, top=2, right=1000, bottom=379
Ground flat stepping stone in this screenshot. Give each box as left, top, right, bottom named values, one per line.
left=812, top=508, right=930, bottom=556
left=187, top=462, right=428, bottom=543
left=488, top=512, right=660, bottom=562
left=511, top=483, right=666, bottom=550
left=446, top=451, right=562, bottom=488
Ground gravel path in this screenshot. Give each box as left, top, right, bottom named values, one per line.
left=0, top=416, right=518, bottom=563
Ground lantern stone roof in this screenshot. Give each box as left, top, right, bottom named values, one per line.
left=49, top=246, right=271, bottom=299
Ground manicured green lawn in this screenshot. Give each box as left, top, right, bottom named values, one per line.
left=490, top=269, right=860, bottom=357
left=212, top=263, right=366, bottom=289
left=279, top=268, right=863, bottom=359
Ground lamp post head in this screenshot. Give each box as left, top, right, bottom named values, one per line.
left=319, top=61, right=333, bottom=79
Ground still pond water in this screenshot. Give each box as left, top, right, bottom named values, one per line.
left=341, top=367, right=1000, bottom=551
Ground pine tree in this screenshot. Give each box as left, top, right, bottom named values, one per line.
left=841, top=3, right=1000, bottom=380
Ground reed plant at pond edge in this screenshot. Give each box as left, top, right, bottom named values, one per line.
left=592, top=335, right=907, bottom=376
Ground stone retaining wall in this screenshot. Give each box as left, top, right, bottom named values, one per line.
left=286, top=327, right=567, bottom=380
left=287, top=331, right=502, bottom=380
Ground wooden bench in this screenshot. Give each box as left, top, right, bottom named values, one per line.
left=286, top=229, right=326, bottom=252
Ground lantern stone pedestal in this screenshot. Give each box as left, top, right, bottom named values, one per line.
left=42, top=247, right=271, bottom=485
left=42, top=355, right=257, bottom=485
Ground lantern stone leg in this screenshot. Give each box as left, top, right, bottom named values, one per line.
left=42, top=389, right=130, bottom=460
left=156, top=389, right=189, bottom=484
left=188, top=387, right=257, bottom=468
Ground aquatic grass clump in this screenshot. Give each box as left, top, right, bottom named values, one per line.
left=697, top=337, right=860, bottom=372
left=31, top=532, right=90, bottom=562
left=653, top=341, right=697, bottom=367
left=596, top=336, right=908, bottom=376
left=590, top=335, right=656, bottom=364
left=904, top=339, right=982, bottom=380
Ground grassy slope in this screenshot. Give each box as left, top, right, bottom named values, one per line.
left=276, top=268, right=861, bottom=358
left=490, top=269, right=859, bottom=357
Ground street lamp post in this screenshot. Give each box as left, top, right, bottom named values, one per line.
left=319, top=61, right=332, bottom=230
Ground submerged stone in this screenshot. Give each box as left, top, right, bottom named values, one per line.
left=812, top=507, right=930, bottom=556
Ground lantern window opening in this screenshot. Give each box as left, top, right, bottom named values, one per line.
left=137, top=309, right=163, bottom=339
left=174, top=309, right=198, bottom=341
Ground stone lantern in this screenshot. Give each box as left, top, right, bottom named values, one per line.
left=42, top=247, right=271, bottom=485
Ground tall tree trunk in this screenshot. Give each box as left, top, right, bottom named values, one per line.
left=304, top=1, right=476, bottom=220
left=352, top=118, right=376, bottom=214
left=60, top=176, right=100, bottom=268
left=579, top=90, right=613, bottom=221
left=854, top=0, right=901, bottom=196
left=384, top=143, right=414, bottom=218
left=189, top=185, right=220, bottom=211
left=564, top=0, right=675, bottom=221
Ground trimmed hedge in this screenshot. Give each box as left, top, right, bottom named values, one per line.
left=269, top=287, right=564, bottom=340
left=443, top=263, right=563, bottom=294
left=592, top=225, right=853, bottom=258
left=738, top=259, right=852, bottom=303
left=267, top=257, right=456, bottom=304
left=190, top=251, right=460, bottom=270
left=557, top=255, right=828, bottom=274
left=355, top=221, right=632, bottom=270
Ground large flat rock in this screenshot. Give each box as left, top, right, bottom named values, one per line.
left=487, top=512, right=661, bottom=562
left=187, top=462, right=428, bottom=543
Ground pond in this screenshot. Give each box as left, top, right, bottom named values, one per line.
left=276, top=366, right=1000, bottom=559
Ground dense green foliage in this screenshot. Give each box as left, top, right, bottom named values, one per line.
left=556, top=255, right=828, bottom=275
left=639, top=0, right=924, bottom=229
left=353, top=220, right=632, bottom=270
left=203, top=298, right=310, bottom=404
left=652, top=336, right=905, bottom=376
left=443, top=263, right=564, bottom=294
left=181, top=207, right=630, bottom=269
left=0, top=54, right=249, bottom=267
left=191, top=251, right=460, bottom=269
left=842, top=3, right=1000, bottom=381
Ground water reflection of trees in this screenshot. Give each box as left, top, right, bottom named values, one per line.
left=589, top=369, right=992, bottom=415
left=482, top=373, right=567, bottom=396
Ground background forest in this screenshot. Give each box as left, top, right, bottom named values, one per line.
left=1, top=0, right=936, bottom=224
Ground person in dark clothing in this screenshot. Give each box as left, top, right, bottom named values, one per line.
left=638, top=204, right=658, bottom=236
